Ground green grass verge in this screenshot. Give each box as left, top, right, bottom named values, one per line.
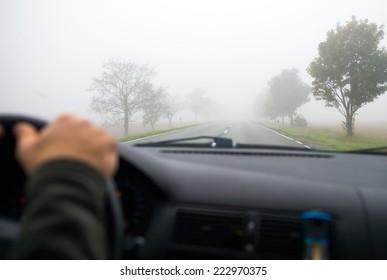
left=262, top=123, right=387, bottom=151
left=119, top=124, right=200, bottom=142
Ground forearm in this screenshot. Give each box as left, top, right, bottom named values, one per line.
left=10, top=160, right=109, bottom=259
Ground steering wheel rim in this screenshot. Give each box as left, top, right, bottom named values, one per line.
left=0, top=114, right=124, bottom=259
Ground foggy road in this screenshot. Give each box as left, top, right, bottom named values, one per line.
left=126, top=121, right=310, bottom=149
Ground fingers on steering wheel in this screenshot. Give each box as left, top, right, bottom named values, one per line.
left=0, top=124, right=4, bottom=138
left=13, top=122, right=36, bottom=135
left=13, top=123, right=39, bottom=148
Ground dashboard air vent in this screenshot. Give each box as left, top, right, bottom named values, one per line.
left=258, top=215, right=303, bottom=259
left=172, top=210, right=246, bottom=250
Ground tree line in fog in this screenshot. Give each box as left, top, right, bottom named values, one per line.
left=88, top=59, right=216, bottom=137
left=260, top=16, right=387, bottom=136
left=90, top=17, right=387, bottom=137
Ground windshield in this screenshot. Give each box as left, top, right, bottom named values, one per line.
left=1, top=0, right=386, bottom=151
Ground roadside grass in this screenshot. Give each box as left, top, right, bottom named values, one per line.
left=262, top=122, right=387, bottom=151
left=119, top=124, right=200, bottom=142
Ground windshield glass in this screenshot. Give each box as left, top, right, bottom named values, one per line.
left=1, top=0, right=386, bottom=151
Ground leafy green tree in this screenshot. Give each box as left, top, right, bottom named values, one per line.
left=264, top=68, right=310, bottom=124
left=308, top=17, right=387, bottom=136
left=293, top=114, right=308, bottom=127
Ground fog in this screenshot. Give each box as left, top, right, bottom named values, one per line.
left=1, top=0, right=386, bottom=131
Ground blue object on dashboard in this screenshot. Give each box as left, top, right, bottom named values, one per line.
left=302, top=211, right=332, bottom=221
left=302, top=210, right=332, bottom=260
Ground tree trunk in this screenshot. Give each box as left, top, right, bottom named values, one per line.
left=281, top=115, right=284, bottom=125
left=168, top=118, right=172, bottom=128
left=124, top=110, right=129, bottom=137
left=345, top=114, right=354, bottom=137
left=151, top=122, right=155, bottom=131
left=289, top=113, right=294, bottom=126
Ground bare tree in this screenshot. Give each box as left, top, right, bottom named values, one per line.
left=186, top=89, right=218, bottom=122
left=164, top=95, right=182, bottom=128
left=141, top=83, right=167, bottom=131
left=186, top=88, right=206, bottom=122
left=89, top=58, right=155, bottom=137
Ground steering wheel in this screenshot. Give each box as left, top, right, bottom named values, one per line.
left=0, top=114, right=124, bottom=259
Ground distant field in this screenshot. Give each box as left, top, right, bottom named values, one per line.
left=263, top=122, right=387, bottom=151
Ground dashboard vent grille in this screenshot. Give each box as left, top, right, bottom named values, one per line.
left=258, top=215, right=303, bottom=259
left=172, top=210, right=245, bottom=250
left=161, top=150, right=332, bottom=158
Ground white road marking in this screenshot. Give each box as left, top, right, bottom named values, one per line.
left=257, top=123, right=295, bottom=141
left=257, top=123, right=313, bottom=149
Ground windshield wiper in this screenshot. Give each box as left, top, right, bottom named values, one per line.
left=135, top=136, right=233, bottom=148
left=135, top=136, right=315, bottom=151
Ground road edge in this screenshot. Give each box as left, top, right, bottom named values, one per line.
left=256, top=122, right=312, bottom=149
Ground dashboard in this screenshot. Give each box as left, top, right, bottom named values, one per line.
left=114, top=144, right=387, bottom=260
left=1, top=137, right=387, bottom=259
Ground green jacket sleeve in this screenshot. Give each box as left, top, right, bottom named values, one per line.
left=10, top=159, right=109, bottom=259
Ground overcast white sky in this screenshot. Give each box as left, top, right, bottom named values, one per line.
left=1, top=0, right=386, bottom=125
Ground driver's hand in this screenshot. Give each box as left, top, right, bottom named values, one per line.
left=0, top=124, right=4, bottom=138
left=13, top=114, right=118, bottom=178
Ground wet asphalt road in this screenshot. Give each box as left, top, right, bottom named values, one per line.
left=125, top=121, right=309, bottom=148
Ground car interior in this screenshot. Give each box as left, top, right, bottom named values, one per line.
left=1, top=115, right=387, bottom=260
